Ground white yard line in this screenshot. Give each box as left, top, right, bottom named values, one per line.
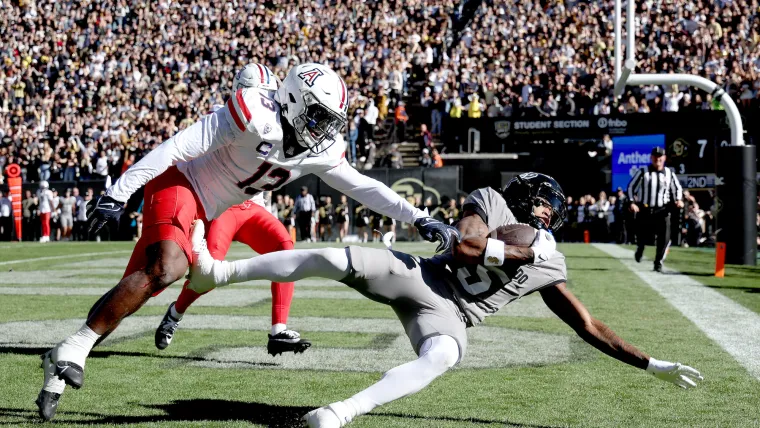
left=0, top=250, right=132, bottom=267
left=593, top=243, right=760, bottom=381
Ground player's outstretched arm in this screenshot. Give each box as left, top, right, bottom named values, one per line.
left=318, top=162, right=459, bottom=252
left=540, top=283, right=703, bottom=389
left=106, top=108, right=236, bottom=205
left=452, top=211, right=534, bottom=265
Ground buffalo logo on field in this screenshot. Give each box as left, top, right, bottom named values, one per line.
left=298, top=68, right=325, bottom=87
left=494, top=121, right=511, bottom=139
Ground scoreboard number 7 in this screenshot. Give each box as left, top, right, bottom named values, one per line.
left=697, top=139, right=707, bottom=158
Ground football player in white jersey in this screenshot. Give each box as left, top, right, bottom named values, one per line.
left=153, top=63, right=311, bottom=356
left=35, top=62, right=459, bottom=421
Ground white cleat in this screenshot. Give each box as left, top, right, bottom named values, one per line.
left=301, top=402, right=352, bottom=428
left=188, top=220, right=228, bottom=293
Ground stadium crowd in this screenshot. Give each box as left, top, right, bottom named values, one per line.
left=2, top=0, right=760, bottom=186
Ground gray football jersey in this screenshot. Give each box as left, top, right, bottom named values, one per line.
left=429, top=187, right=568, bottom=326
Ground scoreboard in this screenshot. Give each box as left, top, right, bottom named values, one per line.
left=666, top=133, right=731, bottom=190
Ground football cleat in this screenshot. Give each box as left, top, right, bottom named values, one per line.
left=654, top=264, right=663, bottom=273
left=35, top=390, right=61, bottom=421
left=37, top=350, right=65, bottom=421
left=634, top=248, right=643, bottom=263
left=155, top=302, right=182, bottom=350
left=55, top=360, right=84, bottom=389
left=267, top=330, right=311, bottom=356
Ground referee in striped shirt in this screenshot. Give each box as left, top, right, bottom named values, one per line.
left=627, top=147, right=684, bottom=272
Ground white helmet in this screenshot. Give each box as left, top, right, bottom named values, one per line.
left=39, top=180, right=49, bottom=189
left=277, top=63, right=349, bottom=152
left=232, top=63, right=278, bottom=92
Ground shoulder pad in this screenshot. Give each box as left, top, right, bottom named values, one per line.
left=225, top=88, right=282, bottom=139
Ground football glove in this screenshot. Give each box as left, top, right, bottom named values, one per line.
left=530, top=229, right=556, bottom=263
left=646, top=358, right=704, bottom=389
left=414, top=217, right=461, bottom=253
left=86, top=195, right=125, bottom=235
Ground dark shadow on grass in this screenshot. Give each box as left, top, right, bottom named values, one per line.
left=0, top=346, right=278, bottom=367
left=0, top=400, right=561, bottom=427
left=567, top=267, right=613, bottom=271
left=677, top=271, right=721, bottom=277
left=372, top=411, right=565, bottom=428
left=706, top=285, right=760, bottom=293
left=0, top=400, right=310, bottom=427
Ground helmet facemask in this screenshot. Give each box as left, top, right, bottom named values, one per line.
left=292, top=91, right=346, bottom=154
left=531, top=184, right=567, bottom=232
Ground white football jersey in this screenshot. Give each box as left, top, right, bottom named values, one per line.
left=177, top=88, right=346, bottom=219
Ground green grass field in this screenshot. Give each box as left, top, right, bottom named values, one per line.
left=0, top=241, right=758, bottom=427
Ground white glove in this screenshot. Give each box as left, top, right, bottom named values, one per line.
left=646, top=358, right=704, bottom=389
left=530, top=229, right=556, bottom=263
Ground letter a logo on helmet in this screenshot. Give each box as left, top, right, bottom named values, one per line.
left=298, top=68, right=325, bottom=87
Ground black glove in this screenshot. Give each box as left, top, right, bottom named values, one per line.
left=86, top=195, right=125, bottom=234
left=414, top=217, right=461, bottom=253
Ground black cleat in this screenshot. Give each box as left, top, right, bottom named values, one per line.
left=634, top=248, right=643, bottom=263
left=267, top=330, right=311, bottom=356
left=35, top=390, right=60, bottom=421
left=55, top=360, right=84, bottom=389
left=155, top=302, right=182, bottom=350
left=654, top=264, right=663, bottom=273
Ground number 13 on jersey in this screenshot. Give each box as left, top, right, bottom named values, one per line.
left=237, top=161, right=291, bottom=194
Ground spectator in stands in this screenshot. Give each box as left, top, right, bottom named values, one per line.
left=0, top=190, right=11, bottom=241
left=394, top=102, right=409, bottom=142
left=2, top=0, right=760, bottom=182
left=430, top=93, right=445, bottom=136
left=466, top=95, right=483, bottom=118
left=420, top=148, right=433, bottom=168
left=364, top=100, right=379, bottom=143
left=431, top=148, right=443, bottom=168
left=420, top=124, right=433, bottom=152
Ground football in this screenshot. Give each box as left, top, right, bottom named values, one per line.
left=492, top=224, right=537, bottom=247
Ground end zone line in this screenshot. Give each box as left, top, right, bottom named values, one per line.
left=0, top=250, right=132, bottom=267
left=593, top=244, right=760, bottom=381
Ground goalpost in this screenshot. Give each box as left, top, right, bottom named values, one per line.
left=612, top=0, right=756, bottom=266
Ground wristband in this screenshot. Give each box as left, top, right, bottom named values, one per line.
left=484, top=238, right=505, bottom=266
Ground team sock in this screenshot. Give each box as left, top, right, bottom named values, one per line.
left=175, top=279, right=202, bottom=314
left=271, top=323, right=287, bottom=336
left=169, top=303, right=183, bottom=320
left=271, top=281, right=294, bottom=326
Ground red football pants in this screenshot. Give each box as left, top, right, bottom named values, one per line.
left=40, top=212, right=51, bottom=238
left=121, top=167, right=207, bottom=290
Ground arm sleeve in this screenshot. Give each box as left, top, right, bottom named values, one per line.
left=627, top=168, right=643, bottom=202
left=106, top=108, right=237, bottom=203
left=317, top=161, right=425, bottom=224
left=670, top=168, right=683, bottom=201
left=462, top=187, right=515, bottom=230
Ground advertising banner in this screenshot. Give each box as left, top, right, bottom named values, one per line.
left=611, top=135, right=665, bottom=192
